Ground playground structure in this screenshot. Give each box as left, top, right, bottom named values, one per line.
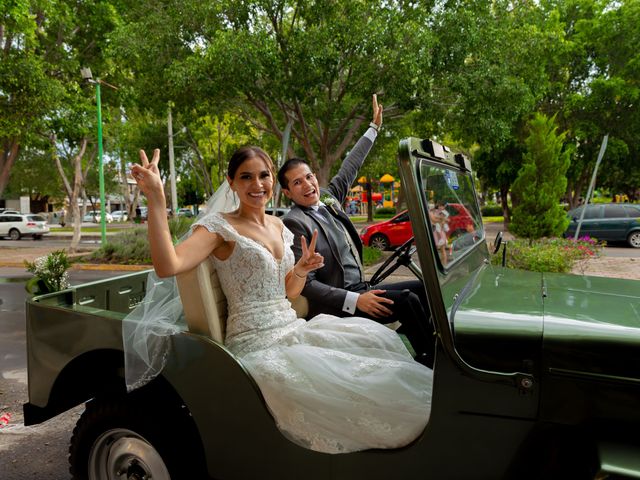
left=347, top=175, right=400, bottom=214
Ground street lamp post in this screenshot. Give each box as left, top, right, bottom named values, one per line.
left=81, top=67, right=116, bottom=245
left=167, top=105, right=178, bottom=216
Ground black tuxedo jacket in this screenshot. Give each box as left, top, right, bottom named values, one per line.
left=283, top=129, right=375, bottom=318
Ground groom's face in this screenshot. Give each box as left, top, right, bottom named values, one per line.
left=282, top=164, right=320, bottom=208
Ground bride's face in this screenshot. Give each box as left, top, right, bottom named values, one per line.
left=228, top=157, right=274, bottom=209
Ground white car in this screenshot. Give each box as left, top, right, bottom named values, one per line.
left=0, top=213, right=50, bottom=240
left=110, top=210, right=128, bottom=222
left=0, top=209, right=22, bottom=215
left=83, top=211, right=113, bottom=223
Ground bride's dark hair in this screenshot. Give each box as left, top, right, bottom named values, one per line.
left=228, top=146, right=275, bottom=179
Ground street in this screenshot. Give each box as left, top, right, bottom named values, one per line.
left=0, top=268, right=126, bottom=480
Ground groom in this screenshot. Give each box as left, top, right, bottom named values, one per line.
left=278, top=95, right=434, bottom=363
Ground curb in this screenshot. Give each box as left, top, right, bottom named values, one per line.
left=0, top=261, right=151, bottom=271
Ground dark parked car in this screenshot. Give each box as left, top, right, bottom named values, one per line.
left=565, top=203, right=640, bottom=248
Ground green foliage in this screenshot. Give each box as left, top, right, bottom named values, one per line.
left=88, top=227, right=152, bottom=264
left=427, top=1, right=553, bottom=150
left=374, top=207, right=396, bottom=216
left=362, top=246, right=382, bottom=267
left=492, top=236, right=603, bottom=273
left=510, top=113, right=570, bottom=239
left=110, top=0, right=433, bottom=185
left=169, top=216, right=195, bottom=242
left=89, top=218, right=194, bottom=264
left=481, top=203, right=504, bottom=217
left=24, top=250, right=71, bottom=294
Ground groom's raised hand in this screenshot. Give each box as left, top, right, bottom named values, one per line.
left=372, top=93, right=383, bottom=129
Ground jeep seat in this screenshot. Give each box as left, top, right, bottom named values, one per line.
left=176, top=257, right=228, bottom=342
left=176, top=257, right=309, bottom=343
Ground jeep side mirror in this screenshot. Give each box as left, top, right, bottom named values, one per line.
left=492, top=231, right=503, bottom=254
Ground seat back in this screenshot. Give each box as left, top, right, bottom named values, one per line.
left=176, top=257, right=310, bottom=344
left=176, top=257, right=227, bottom=343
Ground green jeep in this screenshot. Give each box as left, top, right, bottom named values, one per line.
left=24, top=137, right=640, bottom=479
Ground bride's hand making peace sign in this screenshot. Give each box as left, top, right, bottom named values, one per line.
left=293, top=229, right=324, bottom=278
left=131, top=149, right=163, bottom=200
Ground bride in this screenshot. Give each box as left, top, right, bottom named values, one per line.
left=128, top=144, right=433, bottom=454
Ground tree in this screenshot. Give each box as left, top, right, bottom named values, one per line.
left=537, top=0, right=640, bottom=208
left=510, top=113, right=570, bottom=240
left=0, top=0, right=66, bottom=197
left=474, top=141, right=524, bottom=225
left=3, top=142, right=63, bottom=210
left=111, top=0, right=433, bottom=185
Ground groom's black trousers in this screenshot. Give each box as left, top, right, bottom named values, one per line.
left=349, top=279, right=435, bottom=360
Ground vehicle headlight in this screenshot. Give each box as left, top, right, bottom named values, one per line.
left=360, top=226, right=369, bottom=235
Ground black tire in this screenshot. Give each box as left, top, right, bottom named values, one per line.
left=69, top=396, right=205, bottom=480
left=9, top=228, right=20, bottom=240
left=628, top=231, right=640, bottom=249
left=369, top=233, right=390, bottom=250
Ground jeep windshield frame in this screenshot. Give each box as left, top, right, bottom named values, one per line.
left=398, top=137, right=534, bottom=389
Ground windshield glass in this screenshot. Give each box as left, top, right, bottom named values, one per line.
left=418, top=161, right=483, bottom=267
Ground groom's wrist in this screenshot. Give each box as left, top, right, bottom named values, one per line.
left=342, top=291, right=359, bottom=314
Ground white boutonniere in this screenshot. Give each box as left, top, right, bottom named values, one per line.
left=320, top=194, right=340, bottom=216
left=321, top=194, right=337, bottom=207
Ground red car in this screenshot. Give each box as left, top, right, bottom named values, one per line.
left=360, top=204, right=474, bottom=250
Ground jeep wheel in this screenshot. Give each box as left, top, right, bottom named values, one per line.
left=369, top=233, right=390, bottom=250
left=69, top=396, right=204, bottom=480
left=9, top=228, right=20, bottom=240
left=628, top=231, right=640, bottom=248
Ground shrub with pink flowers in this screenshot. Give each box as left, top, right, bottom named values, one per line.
left=492, top=236, right=604, bottom=273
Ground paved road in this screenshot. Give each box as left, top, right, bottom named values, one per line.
left=0, top=268, right=127, bottom=480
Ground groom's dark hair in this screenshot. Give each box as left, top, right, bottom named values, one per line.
left=278, top=157, right=310, bottom=189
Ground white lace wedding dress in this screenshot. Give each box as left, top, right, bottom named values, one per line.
left=195, top=212, right=433, bottom=454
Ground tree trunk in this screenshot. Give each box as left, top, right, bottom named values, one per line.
left=53, top=136, right=89, bottom=253
left=500, top=185, right=511, bottom=227
left=366, top=179, right=374, bottom=223
left=0, top=140, right=20, bottom=198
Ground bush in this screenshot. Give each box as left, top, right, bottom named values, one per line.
left=89, top=218, right=195, bottom=265
left=363, top=246, right=383, bottom=267
left=375, top=207, right=396, bottom=216
left=481, top=203, right=503, bottom=217
left=492, top=236, right=603, bottom=273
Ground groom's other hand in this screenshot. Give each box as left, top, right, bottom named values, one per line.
left=356, top=290, right=393, bottom=318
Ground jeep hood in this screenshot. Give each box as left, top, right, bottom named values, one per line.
left=451, top=266, right=544, bottom=374
left=450, top=266, right=640, bottom=380
left=543, top=273, right=640, bottom=381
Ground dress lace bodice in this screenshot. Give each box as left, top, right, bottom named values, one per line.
left=193, top=212, right=305, bottom=356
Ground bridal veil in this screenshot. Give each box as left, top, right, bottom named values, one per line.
left=123, top=180, right=238, bottom=391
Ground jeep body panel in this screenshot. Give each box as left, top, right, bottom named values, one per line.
left=452, top=265, right=544, bottom=377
